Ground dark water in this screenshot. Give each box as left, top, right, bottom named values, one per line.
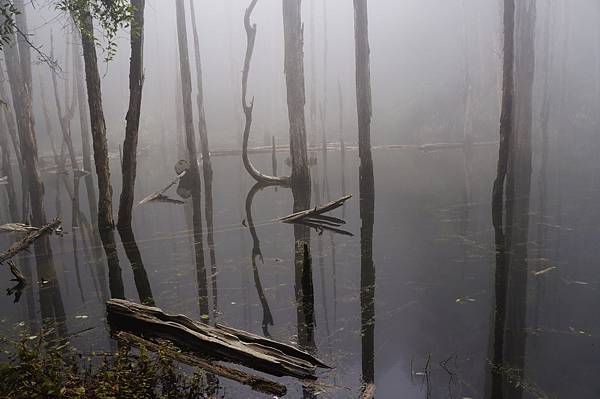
left=1, top=146, right=599, bottom=398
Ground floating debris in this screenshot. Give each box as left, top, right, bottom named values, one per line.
left=456, top=296, right=476, bottom=304
left=533, top=266, right=556, bottom=276
left=0, top=176, right=7, bottom=185
left=0, top=223, right=39, bottom=233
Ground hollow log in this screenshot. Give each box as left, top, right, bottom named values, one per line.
left=106, top=298, right=329, bottom=380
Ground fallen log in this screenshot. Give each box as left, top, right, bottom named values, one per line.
left=278, top=195, right=351, bottom=223
left=0, top=219, right=61, bottom=264
left=115, top=331, right=287, bottom=397
left=106, top=299, right=330, bottom=380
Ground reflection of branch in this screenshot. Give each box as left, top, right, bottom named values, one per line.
left=245, top=182, right=275, bottom=334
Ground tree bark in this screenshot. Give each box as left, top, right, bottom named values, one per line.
left=283, top=0, right=311, bottom=196
left=353, top=0, right=374, bottom=197
left=4, top=27, right=45, bottom=227
left=78, top=8, right=114, bottom=229
left=73, top=25, right=98, bottom=227
left=0, top=109, right=18, bottom=221
left=175, top=0, right=207, bottom=317
left=117, top=0, right=146, bottom=228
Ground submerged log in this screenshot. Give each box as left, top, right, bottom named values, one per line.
left=0, top=219, right=61, bottom=264
left=116, top=331, right=287, bottom=396
left=106, top=299, right=329, bottom=380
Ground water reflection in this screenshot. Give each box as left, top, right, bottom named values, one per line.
left=245, top=182, right=275, bottom=336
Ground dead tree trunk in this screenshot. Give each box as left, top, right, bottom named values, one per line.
left=283, top=0, right=311, bottom=196
left=77, top=8, right=114, bottom=229
left=73, top=26, right=98, bottom=227
left=353, top=0, right=374, bottom=197
left=241, top=0, right=289, bottom=185
left=0, top=111, right=18, bottom=221
left=175, top=0, right=208, bottom=316
left=188, top=0, right=218, bottom=314
left=117, top=0, right=146, bottom=228
left=492, top=0, right=515, bottom=232
left=4, top=28, right=45, bottom=227
left=0, top=66, right=22, bottom=172
left=50, top=33, right=82, bottom=227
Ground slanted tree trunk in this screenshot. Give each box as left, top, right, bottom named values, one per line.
left=282, top=0, right=311, bottom=196
left=117, top=0, right=146, bottom=228
left=73, top=25, right=98, bottom=227
left=175, top=0, right=208, bottom=317
left=77, top=7, right=114, bottom=229
left=353, top=0, right=374, bottom=197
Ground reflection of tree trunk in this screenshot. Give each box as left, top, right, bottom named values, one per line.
left=175, top=0, right=208, bottom=318
left=118, top=227, right=155, bottom=306
left=78, top=7, right=114, bottom=229
left=283, top=0, right=311, bottom=195
left=100, top=228, right=125, bottom=299
left=245, top=182, right=275, bottom=335
left=118, top=0, right=146, bottom=228
left=35, top=242, right=67, bottom=342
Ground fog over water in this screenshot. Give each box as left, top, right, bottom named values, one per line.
left=1, top=1, right=600, bottom=398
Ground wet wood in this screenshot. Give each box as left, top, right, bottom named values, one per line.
left=278, top=195, right=351, bottom=223
left=116, top=331, right=287, bottom=396
left=106, top=298, right=329, bottom=380
left=0, top=219, right=61, bottom=264
left=7, top=260, right=26, bottom=284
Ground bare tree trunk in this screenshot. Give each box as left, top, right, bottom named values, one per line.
left=241, top=0, right=289, bottom=185
left=117, top=0, right=146, bottom=228
left=73, top=26, right=98, bottom=227
left=492, top=0, right=515, bottom=233
left=283, top=0, right=311, bottom=195
left=0, top=110, right=18, bottom=221
left=353, top=0, right=374, bottom=195
left=4, top=29, right=45, bottom=227
left=175, top=0, right=208, bottom=317
left=50, top=33, right=82, bottom=227
left=0, top=67, right=22, bottom=171
left=78, top=8, right=114, bottom=229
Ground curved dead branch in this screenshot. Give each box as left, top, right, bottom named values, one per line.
left=242, top=0, right=290, bottom=185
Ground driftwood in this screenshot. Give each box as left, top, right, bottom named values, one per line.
left=138, top=170, right=186, bottom=205
left=278, top=195, right=353, bottom=236
left=0, top=219, right=62, bottom=264
left=0, top=223, right=39, bottom=233
left=116, top=331, right=287, bottom=397
left=7, top=260, right=26, bottom=284
left=106, top=299, right=329, bottom=380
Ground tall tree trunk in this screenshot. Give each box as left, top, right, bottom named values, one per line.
left=117, top=0, right=146, bottom=228
left=50, top=32, right=81, bottom=227
left=492, top=0, right=515, bottom=233
left=353, top=0, right=374, bottom=196
left=175, top=0, right=208, bottom=317
left=4, top=28, right=45, bottom=227
left=0, top=66, right=22, bottom=172
left=78, top=8, right=114, bottom=229
left=73, top=25, right=98, bottom=227
left=0, top=109, right=18, bottom=221
left=282, top=0, right=311, bottom=196
left=188, top=0, right=218, bottom=314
